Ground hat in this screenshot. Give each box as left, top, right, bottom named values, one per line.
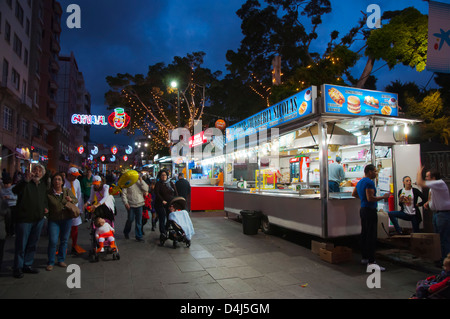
left=170, top=196, right=186, bottom=210
left=92, top=175, right=102, bottom=185
left=68, top=167, right=81, bottom=177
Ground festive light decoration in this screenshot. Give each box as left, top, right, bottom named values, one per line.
left=100, top=155, right=106, bottom=162
left=123, top=155, right=128, bottom=161
left=77, top=145, right=84, bottom=154
left=71, top=114, right=108, bottom=125
left=108, top=108, right=131, bottom=130
left=215, top=119, right=226, bottom=130
left=91, top=145, right=98, bottom=155
left=111, top=145, right=118, bottom=155
left=125, top=145, right=133, bottom=154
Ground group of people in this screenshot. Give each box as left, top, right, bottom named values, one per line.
left=352, top=164, right=450, bottom=273
left=0, top=164, right=195, bottom=278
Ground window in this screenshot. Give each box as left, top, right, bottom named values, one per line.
left=25, top=18, right=30, bottom=36
left=2, top=59, right=8, bottom=85
left=3, top=106, right=13, bottom=132
left=24, top=48, right=28, bottom=66
left=11, top=68, right=20, bottom=90
left=21, top=119, right=29, bottom=139
left=5, top=20, right=11, bottom=43
left=15, top=1, right=24, bottom=26
left=21, top=79, right=26, bottom=101
left=13, top=34, right=22, bottom=58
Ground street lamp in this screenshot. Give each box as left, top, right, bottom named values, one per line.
left=170, top=81, right=181, bottom=128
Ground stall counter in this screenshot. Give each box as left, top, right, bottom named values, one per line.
left=191, top=185, right=224, bottom=211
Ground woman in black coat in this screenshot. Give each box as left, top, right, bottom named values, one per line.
left=388, top=176, right=425, bottom=234
left=154, top=170, right=178, bottom=239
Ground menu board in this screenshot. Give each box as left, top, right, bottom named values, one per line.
left=323, top=84, right=398, bottom=117
left=226, top=86, right=316, bottom=143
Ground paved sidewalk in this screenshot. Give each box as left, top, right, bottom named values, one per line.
left=0, top=196, right=432, bottom=299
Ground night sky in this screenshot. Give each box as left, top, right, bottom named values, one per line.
left=58, top=0, right=439, bottom=146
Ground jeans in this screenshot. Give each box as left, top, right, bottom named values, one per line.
left=123, top=206, right=143, bottom=240
left=433, top=211, right=450, bottom=261
left=14, top=219, right=45, bottom=270
left=388, top=211, right=420, bottom=233
left=155, top=204, right=168, bottom=234
left=47, top=219, right=73, bottom=265
left=360, top=207, right=378, bottom=263
left=328, top=181, right=340, bottom=192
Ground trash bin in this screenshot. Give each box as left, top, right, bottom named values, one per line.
left=240, top=210, right=261, bottom=235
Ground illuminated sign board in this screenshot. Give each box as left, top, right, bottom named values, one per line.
left=189, top=132, right=207, bottom=148
left=323, top=84, right=399, bottom=117
left=71, top=114, right=108, bottom=125
left=226, top=87, right=316, bottom=143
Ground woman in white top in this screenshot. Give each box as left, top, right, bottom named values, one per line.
left=388, top=176, right=425, bottom=234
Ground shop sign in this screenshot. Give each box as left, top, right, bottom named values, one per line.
left=189, top=131, right=208, bottom=148
left=323, top=84, right=398, bottom=117
left=226, top=87, right=315, bottom=143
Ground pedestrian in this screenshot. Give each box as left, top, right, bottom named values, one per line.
left=121, top=173, right=148, bottom=242
left=65, top=167, right=86, bottom=255
left=1, top=176, right=17, bottom=236
left=175, top=173, right=191, bottom=212
left=80, top=168, right=93, bottom=206
left=388, top=176, right=425, bottom=234
left=328, top=156, right=345, bottom=192
left=417, top=167, right=450, bottom=265
left=352, top=164, right=390, bottom=271
left=84, top=176, right=116, bottom=219
left=46, top=173, right=78, bottom=271
left=155, top=169, right=178, bottom=242
left=12, top=164, right=49, bottom=278
left=0, top=194, right=8, bottom=271
left=148, top=179, right=157, bottom=231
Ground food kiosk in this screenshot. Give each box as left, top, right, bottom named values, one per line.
left=184, top=131, right=225, bottom=211
left=223, top=85, right=421, bottom=238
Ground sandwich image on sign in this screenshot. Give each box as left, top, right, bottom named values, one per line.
left=364, top=96, right=379, bottom=108
left=299, top=101, right=308, bottom=115
left=328, top=87, right=345, bottom=105
left=381, top=105, right=392, bottom=115
left=347, top=96, right=361, bottom=114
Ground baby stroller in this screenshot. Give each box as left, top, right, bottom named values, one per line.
left=159, top=197, right=193, bottom=249
left=88, top=204, right=120, bottom=262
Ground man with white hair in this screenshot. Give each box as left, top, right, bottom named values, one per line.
left=65, top=167, right=85, bottom=255
left=12, top=164, right=49, bottom=278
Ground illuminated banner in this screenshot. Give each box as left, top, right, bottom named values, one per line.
left=427, top=1, right=450, bottom=73
left=71, top=114, right=108, bottom=125
left=189, top=132, right=207, bottom=148
left=323, top=84, right=398, bottom=117
left=226, top=87, right=316, bottom=143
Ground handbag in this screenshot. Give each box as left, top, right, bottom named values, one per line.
left=65, top=201, right=80, bottom=218
left=64, top=189, right=80, bottom=218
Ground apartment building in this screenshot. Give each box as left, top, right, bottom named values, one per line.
left=0, top=0, right=34, bottom=176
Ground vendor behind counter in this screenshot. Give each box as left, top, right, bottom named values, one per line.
left=328, top=156, right=345, bottom=192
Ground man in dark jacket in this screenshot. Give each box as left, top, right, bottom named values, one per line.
left=12, top=164, right=49, bottom=278
left=175, top=173, right=191, bottom=212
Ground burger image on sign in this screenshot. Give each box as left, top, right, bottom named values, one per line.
left=347, top=96, right=361, bottom=114
left=108, top=108, right=131, bottom=130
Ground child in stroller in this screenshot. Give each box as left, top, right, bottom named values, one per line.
left=412, top=253, right=450, bottom=299
left=88, top=204, right=120, bottom=262
left=159, top=197, right=194, bottom=249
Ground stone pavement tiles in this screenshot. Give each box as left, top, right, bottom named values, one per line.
left=0, top=197, right=427, bottom=299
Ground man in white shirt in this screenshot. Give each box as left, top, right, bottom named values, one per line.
left=417, top=167, right=450, bottom=264
left=65, top=167, right=85, bottom=254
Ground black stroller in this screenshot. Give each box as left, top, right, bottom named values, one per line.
left=159, top=197, right=192, bottom=249
left=88, top=205, right=120, bottom=262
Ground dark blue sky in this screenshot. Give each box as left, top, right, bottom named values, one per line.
left=58, top=0, right=439, bottom=146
